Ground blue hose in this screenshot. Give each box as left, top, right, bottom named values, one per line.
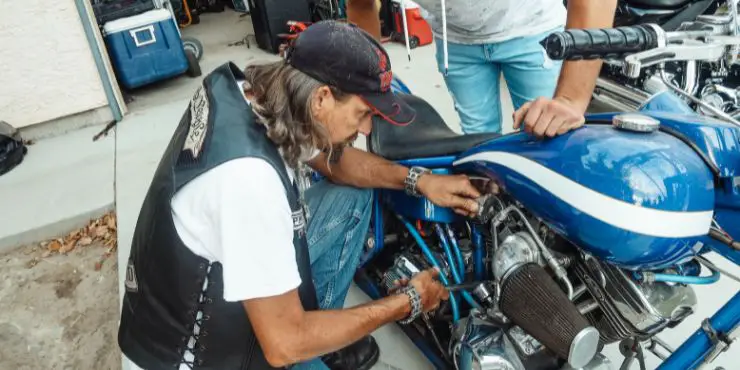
left=434, top=224, right=463, bottom=281
left=634, top=269, right=721, bottom=285
left=435, top=224, right=482, bottom=310
left=444, top=224, right=466, bottom=278
left=398, top=215, right=460, bottom=323
left=471, top=225, right=485, bottom=280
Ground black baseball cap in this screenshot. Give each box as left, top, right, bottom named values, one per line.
left=284, top=20, right=416, bottom=126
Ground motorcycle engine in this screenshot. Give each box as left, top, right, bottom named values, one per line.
left=374, top=191, right=699, bottom=369
left=573, top=256, right=698, bottom=344
left=471, top=195, right=699, bottom=362
left=482, top=196, right=699, bottom=346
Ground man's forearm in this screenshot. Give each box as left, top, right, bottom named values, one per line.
left=293, top=294, right=408, bottom=362
left=267, top=294, right=410, bottom=366
left=554, top=0, right=618, bottom=112
left=309, top=147, right=408, bottom=190
left=347, top=0, right=382, bottom=40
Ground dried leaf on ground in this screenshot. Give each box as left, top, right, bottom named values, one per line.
left=105, top=214, right=117, bottom=230
left=60, top=241, right=76, bottom=254
left=48, top=240, right=62, bottom=251
left=95, top=226, right=108, bottom=238
left=31, top=211, right=119, bottom=268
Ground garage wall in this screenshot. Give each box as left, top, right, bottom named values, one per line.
left=0, top=0, right=109, bottom=129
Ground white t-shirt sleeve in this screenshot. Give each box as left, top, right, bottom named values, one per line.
left=174, top=157, right=302, bottom=302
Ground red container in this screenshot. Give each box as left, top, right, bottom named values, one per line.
left=392, top=3, right=433, bottom=48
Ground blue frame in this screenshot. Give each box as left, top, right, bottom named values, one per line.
left=352, top=78, right=739, bottom=369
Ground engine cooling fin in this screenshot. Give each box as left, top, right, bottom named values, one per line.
left=573, top=260, right=640, bottom=344
left=500, top=263, right=599, bottom=368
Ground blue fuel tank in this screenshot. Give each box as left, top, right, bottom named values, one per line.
left=453, top=121, right=716, bottom=270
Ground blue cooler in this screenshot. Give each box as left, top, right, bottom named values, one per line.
left=103, top=8, right=189, bottom=89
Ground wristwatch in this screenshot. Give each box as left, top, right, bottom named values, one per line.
left=398, top=285, right=423, bottom=324
left=404, top=166, right=430, bottom=197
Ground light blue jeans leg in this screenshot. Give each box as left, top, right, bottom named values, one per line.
left=494, top=27, right=565, bottom=110
left=434, top=37, right=502, bottom=135
left=289, top=180, right=373, bottom=370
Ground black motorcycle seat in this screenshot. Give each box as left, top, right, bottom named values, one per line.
left=368, top=94, right=499, bottom=161
left=624, top=0, right=695, bottom=10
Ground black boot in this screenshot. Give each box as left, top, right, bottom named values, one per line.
left=321, top=336, right=380, bottom=370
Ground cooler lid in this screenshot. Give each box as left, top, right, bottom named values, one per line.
left=103, top=8, right=173, bottom=35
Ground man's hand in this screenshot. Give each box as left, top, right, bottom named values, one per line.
left=389, top=268, right=450, bottom=313
left=408, top=268, right=450, bottom=312
left=417, top=174, right=481, bottom=217
left=513, top=96, right=586, bottom=138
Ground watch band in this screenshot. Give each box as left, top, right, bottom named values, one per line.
left=398, top=285, right=423, bottom=324
left=404, top=166, right=430, bottom=197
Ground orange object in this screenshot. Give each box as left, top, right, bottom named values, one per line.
left=179, top=0, right=193, bottom=28
left=392, top=4, right=433, bottom=48
left=416, top=219, right=427, bottom=237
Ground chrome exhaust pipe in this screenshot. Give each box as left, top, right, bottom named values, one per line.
left=592, top=78, right=650, bottom=112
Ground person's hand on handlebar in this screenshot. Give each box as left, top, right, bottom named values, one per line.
left=512, top=96, right=586, bottom=139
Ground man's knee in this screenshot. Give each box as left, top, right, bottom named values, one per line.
left=332, top=185, right=373, bottom=216
left=307, top=181, right=373, bottom=216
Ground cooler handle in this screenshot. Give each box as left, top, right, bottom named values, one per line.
left=130, top=25, right=157, bottom=47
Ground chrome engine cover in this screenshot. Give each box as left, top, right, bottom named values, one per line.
left=574, top=255, right=698, bottom=343
left=492, top=231, right=544, bottom=282
left=454, top=311, right=527, bottom=370
left=453, top=311, right=616, bottom=370
left=381, top=254, right=423, bottom=292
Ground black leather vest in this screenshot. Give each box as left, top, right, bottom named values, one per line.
left=118, top=62, right=318, bottom=370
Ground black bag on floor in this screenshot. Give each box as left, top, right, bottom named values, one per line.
left=0, top=121, right=27, bottom=177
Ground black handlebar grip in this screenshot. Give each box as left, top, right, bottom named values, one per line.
left=540, top=25, right=660, bottom=61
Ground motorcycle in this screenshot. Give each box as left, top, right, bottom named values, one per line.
left=309, top=23, right=740, bottom=370
left=587, top=0, right=740, bottom=125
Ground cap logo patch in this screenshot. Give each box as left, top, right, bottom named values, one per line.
left=374, top=47, right=392, bottom=92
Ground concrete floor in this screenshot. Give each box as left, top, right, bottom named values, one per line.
left=0, top=7, right=737, bottom=370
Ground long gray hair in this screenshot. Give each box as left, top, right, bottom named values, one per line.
left=242, top=61, right=348, bottom=168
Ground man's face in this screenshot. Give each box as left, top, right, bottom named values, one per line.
left=313, top=86, right=374, bottom=147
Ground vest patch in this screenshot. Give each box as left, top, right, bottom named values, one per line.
left=125, top=260, right=139, bottom=293
left=292, top=209, right=307, bottom=237
left=183, top=84, right=210, bottom=159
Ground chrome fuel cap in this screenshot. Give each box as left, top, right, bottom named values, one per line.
left=612, top=113, right=660, bottom=133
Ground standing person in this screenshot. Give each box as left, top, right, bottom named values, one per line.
left=117, top=20, right=485, bottom=370
left=347, top=0, right=618, bottom=137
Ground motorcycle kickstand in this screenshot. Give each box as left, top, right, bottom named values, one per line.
left=619, top=338, right=647, bottom=370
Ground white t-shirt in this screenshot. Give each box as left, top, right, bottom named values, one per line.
left=126, top=81, right=315, bottom=370
left=412, top=0, right=567, bottom=44
left=171, top=156, right=304, bottom=301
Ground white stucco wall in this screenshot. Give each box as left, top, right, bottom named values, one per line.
left=0, top=0, right=109, bottom=129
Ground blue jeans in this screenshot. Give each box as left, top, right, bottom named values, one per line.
left=290, top=180, right=373, bottom=370
left=435, top=28, right=564, bottom=134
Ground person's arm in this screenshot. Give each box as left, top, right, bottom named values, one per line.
left=346, top=0, right=382, bottom=40
left=513, top=0, right=618, bottom=138
left=554, top=0, right=618, bottom=113
left=307, top=147, right=481, bottom=216
left=244, top=268, right=446, bottom=367
left=309, top=146, right=407, bottom=190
